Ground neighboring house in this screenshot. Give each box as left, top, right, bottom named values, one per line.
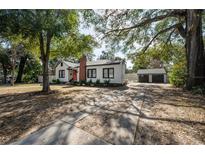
left=38, top=56, right=126, bottom=84
left=137, top=68, right=167, bottom=83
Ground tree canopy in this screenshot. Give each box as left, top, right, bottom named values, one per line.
left=0, top=10, right=97, bottom=91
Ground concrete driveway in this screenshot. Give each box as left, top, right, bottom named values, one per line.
left=11, top=83, right=205, bottom=145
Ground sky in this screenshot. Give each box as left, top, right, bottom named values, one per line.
left=80, top=24, right=134, bottom=69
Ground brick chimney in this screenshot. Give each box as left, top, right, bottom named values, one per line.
left=79, top=55, right=86, bottom=81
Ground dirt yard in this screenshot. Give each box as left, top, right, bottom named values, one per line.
left=0, top=83, right=204, bottom=144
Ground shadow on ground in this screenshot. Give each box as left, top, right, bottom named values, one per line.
left=0, top=83, right=204, bottom=144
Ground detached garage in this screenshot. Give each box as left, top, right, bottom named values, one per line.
left=137, top=68, right=167, bottom=83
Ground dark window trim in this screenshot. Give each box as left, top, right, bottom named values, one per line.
left=87, top=69, right=97, bottom=78
left=59, top=70, right=65, bottom=78
left=61, top=62, right=63, bottom=66
left=103, top=68, right=114, bottom=79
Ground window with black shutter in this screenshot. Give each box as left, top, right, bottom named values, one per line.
left=103, top=68, right=114, bottom=79
left=87, top=69, right=96, bottom=78
left=59, top=70, right=65, bottom=78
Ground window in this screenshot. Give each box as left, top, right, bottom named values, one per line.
left=87, top=69, right=96, bottom=78
left=61, top=62, right=63, bottom=66
left=103, top=68, right=114, bottom=79
left=59, top=70, right=65, bottom=78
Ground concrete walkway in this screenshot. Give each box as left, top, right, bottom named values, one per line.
left=12, top=116, right=108, bottom=145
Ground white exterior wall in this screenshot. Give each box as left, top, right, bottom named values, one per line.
left=164, top=74, right=167, bottom=83
left=86, top=63, right=124, bottom=84
left=149, top=74, right=152, bottom=83
left=121, top=63, right=126, bottom=83
left=55, top=62, right=69, bottom=82
left=77, top=67, right=80, bottom=82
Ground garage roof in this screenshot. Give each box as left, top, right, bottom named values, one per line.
left=137, top=68, right=166, bottom=74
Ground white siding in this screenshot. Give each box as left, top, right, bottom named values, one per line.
left=86, top=63, right=124, bottom=84
left=55, top=62, right=69, bottom=82
left=121, top=63, right=126, bottom=82
left=77, top=67, right=80, bottom=82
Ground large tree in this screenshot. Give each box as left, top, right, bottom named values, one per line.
left=0, top=10, right=79, bottom=91
left=0, top=10, right=98, bottom=91
left=85, top=9, right=205, bottom=89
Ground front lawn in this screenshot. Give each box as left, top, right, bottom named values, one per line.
left=0, top=83, right=204, bottom=144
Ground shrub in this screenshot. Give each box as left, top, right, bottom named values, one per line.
left=79, top=80, right=86, bottom=85
left=73, top=81, right=78, bottom=84
left=96, top=79, right=100, bottom=84
left=88, top=79, right=93, bottom=84
left=104, top=80, right=110, bottom=85
left=56, top=79, right=60, bottom=84
left=52, top=79, right=57, bottom=83
left=169, top=62, right=187, bottom=87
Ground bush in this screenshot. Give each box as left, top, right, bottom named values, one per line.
left=95, top=79, right=100, bottom=84
left=22, top=58, right=42, bottom=83
left=79, top=80, right=86, bottom=85
left=56, top=79, right=60, bottom=84
left=169, top=62, right=187, bottom=87
left=52, top=79, right=57, bottom=83
left=104, top=80, right=110, bottom=85
left=23, top=74, right=37, bottom=83
left=88, top=79, right=93, bottom=84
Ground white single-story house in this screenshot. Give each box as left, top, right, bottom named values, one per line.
left=39, top=56, right=126, bottom=84
left=137, top=68, right=167, bottom=83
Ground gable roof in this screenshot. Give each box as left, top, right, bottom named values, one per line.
left=56, top=60, right=79, bottom=68
left=137, top=68, right=166, bottom=74
left=56, top=59, right=124, bottom=68
left=86, top=59, right=123, bottom=66
left=64, top=61, right=79, bottom=68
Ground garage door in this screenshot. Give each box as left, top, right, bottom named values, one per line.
left=152, top=74, right=164, bottom=83
left=138, top=74, right=149, bottom=83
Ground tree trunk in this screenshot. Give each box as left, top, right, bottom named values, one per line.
left=42, top=56, right=50, bottom=92
left=186, top=10, right=205, bottom=89
left=2, top=63, right=7, bottom=84
left=11, top=48, right=16, bottom=86
left=39, top=32, right=52, bottom=92
left=16, top=56, right=27, bottom=83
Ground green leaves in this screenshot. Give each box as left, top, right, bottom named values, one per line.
left=51, top=34, right=98, bottom=59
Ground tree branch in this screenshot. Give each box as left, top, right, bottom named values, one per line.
left=165, top=28, right=175, bottom=45
left=129, top=23, right=180, bottom=58
left=142, top=23, right=180, bottom=52
left=176, top=23, right=186, bottom=39
left=104, top=10, right=186, bottom=37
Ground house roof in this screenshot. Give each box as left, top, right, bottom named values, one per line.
left=55, top=60, right=79, bottom=68
left=86, top=59, right=123, bottom=66
left=57, top=59, right=124, bottom=68
left=64, top=61, right=79, bottom=68
left=137, top=68, right=166, bottom=74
